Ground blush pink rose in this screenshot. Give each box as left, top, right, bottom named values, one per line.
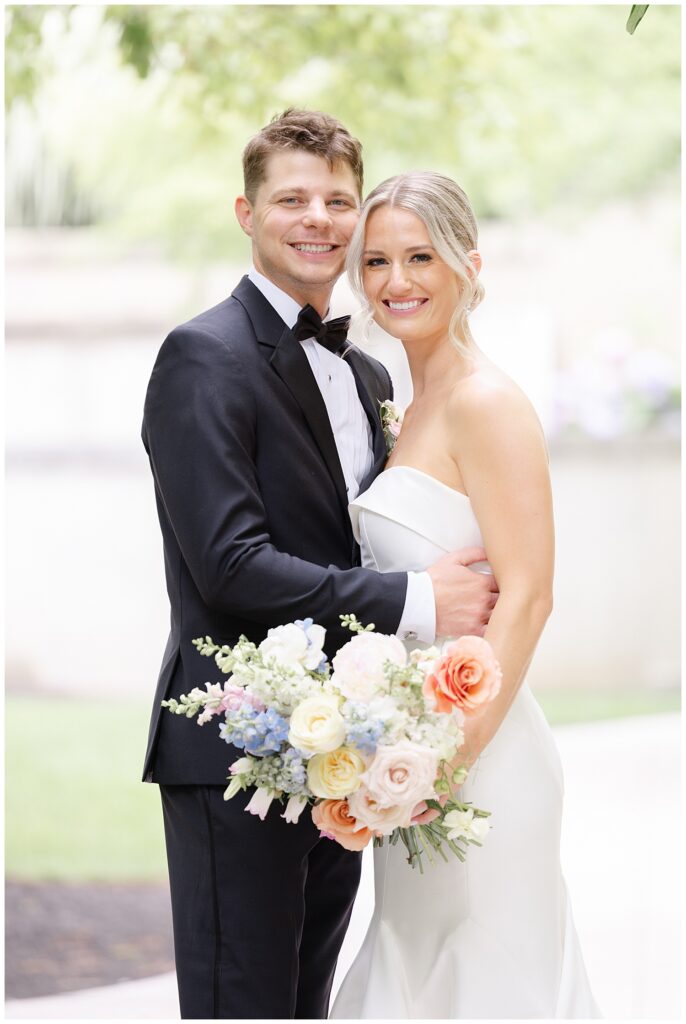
left=361, top=740, right=438, bottom=809
left=423, top=635, right=502, bottom=715
left=347, top=786, right=416, bottom=835
left=311, top=799, right=373, bottom=852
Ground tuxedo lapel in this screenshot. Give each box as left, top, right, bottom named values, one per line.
left=232, top=277, right=350, bottom=516
left=345, top=347, right=388, bottom=480
left=270, top=333, right=350, bottom=513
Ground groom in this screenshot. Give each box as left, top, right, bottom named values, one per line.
left=142, top=109, right=497, bottom=1019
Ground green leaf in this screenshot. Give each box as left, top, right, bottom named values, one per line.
left=626, top=5, right=649, bottom=35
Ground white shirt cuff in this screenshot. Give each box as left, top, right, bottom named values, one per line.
left=397, top=571, right=436, bottom=645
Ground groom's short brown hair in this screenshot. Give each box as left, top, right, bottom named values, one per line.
left=242, top=109, right=364, bottom=203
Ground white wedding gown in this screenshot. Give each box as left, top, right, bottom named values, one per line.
left=330, top=466, right=600, bottom=1019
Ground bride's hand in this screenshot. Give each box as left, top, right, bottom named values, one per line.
left=411, top=793, right=448, bottom=825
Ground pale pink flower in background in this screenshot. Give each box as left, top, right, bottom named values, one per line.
left=332, top=632, right=407, bottom=702
left=361, top=739, right=439, bottom=809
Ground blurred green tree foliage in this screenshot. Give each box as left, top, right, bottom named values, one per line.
left=5, top=4, right=680, bottom=257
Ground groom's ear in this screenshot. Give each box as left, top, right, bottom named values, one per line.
left=235, top=196, right=254, bottom=237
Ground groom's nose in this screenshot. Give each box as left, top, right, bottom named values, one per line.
left=302, top=197, right=333, bottom=229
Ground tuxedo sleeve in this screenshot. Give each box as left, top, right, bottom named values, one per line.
left=143, top=325, right=408, bottom=643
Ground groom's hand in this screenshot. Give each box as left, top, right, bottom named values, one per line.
left=428, top=547, right=498, bottom=638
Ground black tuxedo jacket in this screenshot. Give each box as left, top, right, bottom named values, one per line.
left=142, top=276, right=408, bottom=783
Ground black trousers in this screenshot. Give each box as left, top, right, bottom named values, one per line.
left=160, top=784, right=362, bottom=1019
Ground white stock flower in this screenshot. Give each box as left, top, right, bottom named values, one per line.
left=409, top=645, right=440, bottom=676
left=443, top=808, right=491, bottom=843
left=281, top=794, right=309, bottom=824
left=407, top=710, right=464, bottom=762
left=332, top=632, right=407, bottom=702
left=361, top=739, right=438, bottom=809
left=347, top=785, right=415, bottom=835
left=288, top=694, right=346, bottom=756
left=244, top=787, right=276, bottom=820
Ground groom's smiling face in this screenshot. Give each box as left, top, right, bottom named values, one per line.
left=235, top=150, right=361, bottom=310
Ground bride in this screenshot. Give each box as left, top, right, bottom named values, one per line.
left=330, top=172, right=600, bottom=1019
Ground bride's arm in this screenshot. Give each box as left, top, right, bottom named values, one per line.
left=450, top=376, right=554, bottom=770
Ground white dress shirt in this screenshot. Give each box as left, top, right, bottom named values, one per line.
left=247, top=269, right=436, bottom=644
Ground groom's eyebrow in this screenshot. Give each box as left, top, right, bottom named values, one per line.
left=270, top=186, right=358, bottom=202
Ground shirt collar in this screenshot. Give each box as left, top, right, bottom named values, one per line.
left=248, top=267, right=331, bottom=328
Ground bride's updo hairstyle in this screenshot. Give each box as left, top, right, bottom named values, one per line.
left=347, top=171, right=485, bottom=355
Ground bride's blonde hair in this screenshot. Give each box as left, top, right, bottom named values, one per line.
left=346, top=171, right=485, bottom=355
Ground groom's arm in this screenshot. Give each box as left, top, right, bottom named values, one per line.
left=143, top=324, right=408, bottom=645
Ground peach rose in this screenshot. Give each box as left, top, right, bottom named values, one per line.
left=311, top=799, right=373, bottom=852
left=423, top=635, right=502, bottom=715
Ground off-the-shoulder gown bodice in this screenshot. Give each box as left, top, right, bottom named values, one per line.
left=330, top=466, right=600, bottom=1020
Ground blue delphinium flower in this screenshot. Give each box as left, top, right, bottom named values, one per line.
left=343, top=700, right=385, bottom=756
left=220, top=706, right=289, bottom=756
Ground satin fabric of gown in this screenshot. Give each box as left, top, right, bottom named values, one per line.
left=330, top=466, right=600, bottom=1020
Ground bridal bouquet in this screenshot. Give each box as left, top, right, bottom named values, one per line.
left=162, top=615, right=502, bottom=871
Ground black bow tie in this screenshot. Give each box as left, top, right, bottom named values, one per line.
left=292, top=304, right=351, bottom=356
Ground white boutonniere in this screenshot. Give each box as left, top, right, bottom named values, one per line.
left=379, top=399, right=404, bottom=454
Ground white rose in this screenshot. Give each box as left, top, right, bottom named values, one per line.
left=347, top=785, right=415, bottom=835
left=361, top=739, right=438, bottom=809
left=307, top=746, right=366, bottom=799
left=288, top=694, right=346, bottom=756
left=259, top=623, right=309, bottom=672
left=332, top=632, right=407, bottom=702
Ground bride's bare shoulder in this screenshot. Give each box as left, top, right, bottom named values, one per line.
left=449, top=363, right=532, bottom=416
left=447, top=363, right=546, bottom=447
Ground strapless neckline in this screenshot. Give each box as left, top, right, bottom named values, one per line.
left=349, top=462, right=489, bottom=576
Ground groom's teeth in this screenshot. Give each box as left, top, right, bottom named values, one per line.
left=388, top=300, right=424, bottom=310
left=294, top=243, right=334, bottom=253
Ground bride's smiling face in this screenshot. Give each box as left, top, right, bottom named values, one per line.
left=362, top=205, right=464, bottom=344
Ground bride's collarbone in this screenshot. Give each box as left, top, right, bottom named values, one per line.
left=388, top=411, right=465, bottom=493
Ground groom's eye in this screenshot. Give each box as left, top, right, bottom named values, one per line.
left=280, top=197, right=301, bottom=205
